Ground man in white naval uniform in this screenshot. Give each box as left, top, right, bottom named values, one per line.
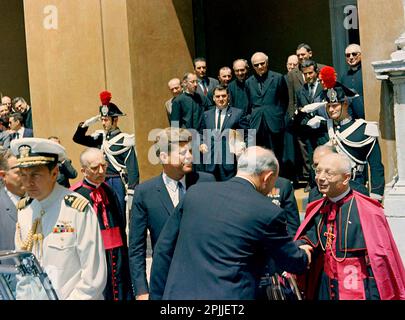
left=10, top=138, right=107, bottom=300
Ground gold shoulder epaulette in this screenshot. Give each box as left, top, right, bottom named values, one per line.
left=64, top=195, right=89, bottom=212
left=17, top=197, right=33, bottom=210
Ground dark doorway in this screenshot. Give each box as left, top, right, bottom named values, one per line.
left=193, top=0, right=333, bottom=77
left=0, top=0, right=30, bottom=103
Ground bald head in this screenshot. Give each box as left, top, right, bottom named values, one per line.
left=237, top=146, right=278, bottom=174
left=80, top=148, right=108, bottom=185
left=345, top=44, right=361, bottom=68
left=313, top=144, right=337, bottom=170
left=237, top=146, right=279, bottom=195
left=320, top=153, right=352, bottom=175
left=233, top=59, right=249, bottom=81
left=167, top=78, right=182, bottom=98
left=286, top=54, right=299, bottom=72
left=251, top=52, right=269, bottom=76
left=315, top=153, right=352, bottom=198
left=80, top=147, right=104, bottom=167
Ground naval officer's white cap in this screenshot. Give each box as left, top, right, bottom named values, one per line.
left=10, top=137, right=67, bottom=168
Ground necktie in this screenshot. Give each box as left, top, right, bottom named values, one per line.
left=258, top=81, right=263, bottom=93
left=203, top=80, right=208, bottom=95
left=178, top=181, right=185, bottom=203
left=15, top=132, right=20, bottom=139
left=309, top=84, right=315, bottom=100
left=216, top=109, right=222, bottom=130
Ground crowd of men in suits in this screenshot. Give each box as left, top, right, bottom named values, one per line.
left=0, top=41, right=400, bottom=300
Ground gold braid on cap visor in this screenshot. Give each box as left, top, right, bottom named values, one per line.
left=17, top=156, right=57, bottom=166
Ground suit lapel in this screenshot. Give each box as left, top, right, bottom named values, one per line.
left=156, top=175, right=174, bottom=215
left=313, top=83, right=323, bottom=100
left=296, top=69, right=305, bottom=86
left=221, top=107, right=232, bottom=132
left=0, top=189, right=17, bottom=223
left=261, top=72, right=274, bottom=96
left=206, top=109, right=216, bottom=130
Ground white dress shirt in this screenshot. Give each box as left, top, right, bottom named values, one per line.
left=162, top=172, right=186, bottom=207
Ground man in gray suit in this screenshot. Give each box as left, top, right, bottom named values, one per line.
left=0, top=148, right=25, bottom=251
left=0, top=147, right=26, bottom=295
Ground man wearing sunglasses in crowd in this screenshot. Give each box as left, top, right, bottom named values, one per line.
left=245, top=51, right=288, bottom=171
left=340, top=44, right=364, bottom=119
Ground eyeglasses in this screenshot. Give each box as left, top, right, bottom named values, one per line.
left=315, top=168, right=338, bottom=180
left=345, top=52, right=360, bottom=58
left=311, top=163, right=318, bottom=170
left=253, top=61, right=266, bottom=68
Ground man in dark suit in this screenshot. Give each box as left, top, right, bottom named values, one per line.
left=164, top=78, right=182, bottom=123
left=128, top=127, right=215, bottom=300
left=8, top=113, right=33, bottom=142
left=206, top=67, right=233, bottom=105
left=170, top=73, right=211, bottom=171
left=12, top=97, right=33, bottom=130
left=268, top=177, right=301, bottom=237
left=149, top=146, right=312, bottom=300
left=294, top=59, right=327, bottom=187
left=245, top=52, right=288, bottom=165
left=228, top=58, right=250, bottom=115
left=193, top=57, right=219, bottom=97
left=340, top=44, right=364, bottom=119
left=202, top=85, right=249, bottom=181
left=286, top=43, right=326, bottom=118
left=170, top=72, right=211, bottom=131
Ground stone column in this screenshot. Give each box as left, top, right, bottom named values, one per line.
left=372, top=0, right=405, bottom=261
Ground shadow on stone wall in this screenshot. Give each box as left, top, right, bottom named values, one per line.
left=379, top=80, right=396, bottom=141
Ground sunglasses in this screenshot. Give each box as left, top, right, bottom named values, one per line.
left=345, top=52, right=360, bottom=58
left=253, top=61, right=266, bottom=68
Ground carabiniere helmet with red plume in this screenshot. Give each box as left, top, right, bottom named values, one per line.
left=99, top=91, right=126, bottom=117
left=319, top=66, right=358, bottom=103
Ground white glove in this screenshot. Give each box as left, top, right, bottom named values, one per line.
left=126, top=194, right=133, bottom=211
left=370, top=193, right=383, bottom=202
left=82, top=115, right=101, bottom=128
left=301, top=102, right=327, bottom=113
left=306, top=116, right=326, bottom=129
left=199, top=143, right=208, bottom=153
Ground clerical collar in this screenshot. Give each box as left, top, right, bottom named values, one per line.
left=328, top=187, right=351, bottom=203
left=350, top=64, right=361, bottom=72
left=84, top=178, right=102, bottom=189
left=235, top=175, right=257, bottom=190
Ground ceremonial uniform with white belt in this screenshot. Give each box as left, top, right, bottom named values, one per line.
left=293, top=67, right=385, bottom=200
left=10, top=138, right=107, bottom=300
left=326, top=117, right=385, bottom=199
left=73, top=91, right=139, bottom=227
